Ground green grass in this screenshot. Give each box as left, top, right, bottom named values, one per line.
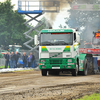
left=0, top=66, right=5, bottom=68
left=0, top=66, right=10, bottom=68
left=77, top=93, right=100, bottom=100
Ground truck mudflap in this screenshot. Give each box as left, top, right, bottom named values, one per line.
left=79, top=54, right=86, bottom=72
left=81, top=58, right=88, bottom=75
left=78, top=56, right=88, bottom=75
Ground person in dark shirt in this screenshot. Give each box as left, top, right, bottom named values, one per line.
left=4, top=53, right=6, bottom=58
left=10, top=52, right=15, bottom=68
left=5, top=52, right=9, bottom=68
left=15, top=51, right=19, bottom=68
left=30, top=52, right=35, bottom=67
left=27, top=55, right=31, bottom=68
left=9, top=52, right=11, bottom=68
left=22, top=52, right=28, bottom=68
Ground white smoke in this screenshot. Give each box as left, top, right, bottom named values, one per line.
left=39, top=0, right=72, bottom=28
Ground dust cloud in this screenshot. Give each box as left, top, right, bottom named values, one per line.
left=39, top=0, right=73, bottom=25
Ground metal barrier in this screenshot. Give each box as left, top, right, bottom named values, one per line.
left=0, top=56, right=38, bottom=68
left=0, top=58, right=5, bottom=66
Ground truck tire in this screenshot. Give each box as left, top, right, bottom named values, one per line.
left=41, top=70, right=47, bottom=76
left=72, top=63, right=78, bottom=76
left=82, top=59, right=88, bottom=76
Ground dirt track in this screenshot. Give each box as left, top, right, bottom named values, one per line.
left=0, top=70, right=100, bottom=100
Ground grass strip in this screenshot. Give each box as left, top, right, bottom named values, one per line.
left=77, top=93, right=100, bottom=100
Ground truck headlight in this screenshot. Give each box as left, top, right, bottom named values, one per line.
left=67, top=59, right=72, bottom=62
left=41, top=60, right=45, bottom=62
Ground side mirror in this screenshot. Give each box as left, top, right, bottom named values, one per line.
left=34, top=35, right=39, bottom=45
left=76, top=35, right=80, bottom=43
left=76, top=28, right=79, bottom=31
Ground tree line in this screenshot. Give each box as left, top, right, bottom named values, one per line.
left=0, top=0, right=47, bottom=50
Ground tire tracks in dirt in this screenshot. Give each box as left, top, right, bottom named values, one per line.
left=0, top=82, right=100, bottom=100
left=0, top=71, right=100, bottom=100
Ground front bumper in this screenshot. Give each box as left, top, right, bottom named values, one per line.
left=39, top=58, right=76, bottom=69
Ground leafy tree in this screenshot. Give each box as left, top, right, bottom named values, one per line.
left=0, top=0, right=29, bottom=49
left=0, top=0, right=50, bottom=50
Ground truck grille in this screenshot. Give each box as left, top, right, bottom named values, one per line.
left=50, top=59, right=62, bottom=64
left=49, top=53, right=62, bottom=58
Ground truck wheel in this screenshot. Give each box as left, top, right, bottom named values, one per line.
left=72, top=63, right=78, bottom=76
left=82, top=59, right=88, bottom=76
left=41, top=70, right=47, bottom=76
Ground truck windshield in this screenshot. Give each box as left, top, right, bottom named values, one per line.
left=92, top=37, right=100, bottom=45
left=40, top=32, right=73, bottom=45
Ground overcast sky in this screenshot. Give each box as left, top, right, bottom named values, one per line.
left=0, top=0, right=18, bottom=10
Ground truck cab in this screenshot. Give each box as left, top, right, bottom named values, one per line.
left=92, top=31, right=100, bottom=49
left=34, top=28, right=80, bottom=76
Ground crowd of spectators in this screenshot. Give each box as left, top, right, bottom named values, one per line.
left=22, top=52, right=35, bottom=68
left=4, top=51, right=35, bottom=68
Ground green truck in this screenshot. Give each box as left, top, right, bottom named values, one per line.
left=34, top=28, right=95, bottom=76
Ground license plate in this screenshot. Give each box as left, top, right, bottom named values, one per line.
left=52, top=67, right=60, bottom=69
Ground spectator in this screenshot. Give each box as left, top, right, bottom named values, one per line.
left=30, top=52, right=35, bottom=67
left=27, top=55, right=31, bottom=68
left=9, top=52, right=11, bottom=68
left=4, top=53, right=6, bottom=58
left=15, top=51, right=19, bottom=68
left=22, top=52, right=28, bottom=68
left=10, top=52, right=15, bottom=68
left=5, top=52, right=9, bottom=68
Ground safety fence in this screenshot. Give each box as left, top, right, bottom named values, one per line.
left=0, top=58, right=5, bottom=66
left=0, top=50, right=39, bottom=68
